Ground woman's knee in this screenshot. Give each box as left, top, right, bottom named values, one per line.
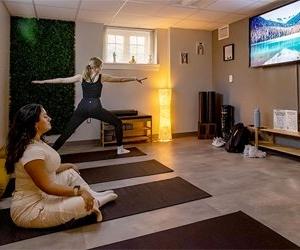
left=23, top=197, right=88, bottom=228
left=56, top=168, right=82, bottom=185
left=57, top=168, right=77, bottom=178
left=66, top=168, right=79, bottom=175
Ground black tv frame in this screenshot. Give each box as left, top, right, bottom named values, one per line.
left=249, top=0, right=300, bottom=68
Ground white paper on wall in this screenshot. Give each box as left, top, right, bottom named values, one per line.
left=273, top=109, right=298, bottom=132
left=285, top=110, right=298, bottom=132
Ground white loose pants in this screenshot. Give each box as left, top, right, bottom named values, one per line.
left=11, top=169, right=101, bottom=228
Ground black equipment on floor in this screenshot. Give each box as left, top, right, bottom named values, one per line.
left=221, top=105, right=234, bottom=141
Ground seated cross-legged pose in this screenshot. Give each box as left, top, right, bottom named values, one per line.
left=32, top=57, right=147, bottom=154
left=5, top=104, right=117, bottom=228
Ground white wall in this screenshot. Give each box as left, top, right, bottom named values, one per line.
left=51, top=22, right=213, bottom=143
left=0, top=2, right=10, bottom=147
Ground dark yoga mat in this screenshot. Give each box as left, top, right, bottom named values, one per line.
left=60, top=147, right=146, bottom=163
left=81, top=159, right=173, bottom=184
left=93, top=211, right=299, bottom=249
left=0, top=177, right=211, bottom=246
left=101, top=177, right=211, bottom=221
left=1, top=160, right=173, bottom=198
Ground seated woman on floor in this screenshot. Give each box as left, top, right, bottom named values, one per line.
left=5, top=103, right=117, bottom=228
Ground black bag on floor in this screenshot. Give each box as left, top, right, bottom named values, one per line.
left=225, top=123, right=250, bottom=153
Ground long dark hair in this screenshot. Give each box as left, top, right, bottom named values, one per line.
left=5, top=104, right=44, bottom=174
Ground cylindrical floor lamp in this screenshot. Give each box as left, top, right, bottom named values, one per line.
left=159, top=88, right=172, bottom=142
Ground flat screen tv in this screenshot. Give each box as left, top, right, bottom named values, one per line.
left=249, top=0, right=300, bottom=67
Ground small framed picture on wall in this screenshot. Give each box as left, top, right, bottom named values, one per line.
left=181, top=52, right=188, bottom=64
left=223, top=44, right=234, bottom=61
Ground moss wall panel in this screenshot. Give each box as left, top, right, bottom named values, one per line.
left=10, top=17, right=75, bottom=134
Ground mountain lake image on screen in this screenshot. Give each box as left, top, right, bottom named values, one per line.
left=249, top=0, right=300, bottom=67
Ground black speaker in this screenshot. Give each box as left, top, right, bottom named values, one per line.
left=198, top=92, right=223, bottom=139
left=216, top=93, right=223, bottom=136
left=198, top=92, right=207, bottom=123
left=207, top=91, right=216, bottom=123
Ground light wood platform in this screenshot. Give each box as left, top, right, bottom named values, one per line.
left=249, top=126, right=300, bottom=157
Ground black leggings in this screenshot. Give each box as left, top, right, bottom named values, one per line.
left=52, top=99, right=123, bottom=150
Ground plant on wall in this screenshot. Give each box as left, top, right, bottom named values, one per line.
left=10, top=17, right=75, bottom=135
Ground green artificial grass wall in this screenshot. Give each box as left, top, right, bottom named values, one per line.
left=10, top=17, right=75, bottom=135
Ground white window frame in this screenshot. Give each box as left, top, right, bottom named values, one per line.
left=103, top=26, right=157, bottom=66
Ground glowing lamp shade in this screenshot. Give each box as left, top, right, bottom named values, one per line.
left=158, top=88, right=172, bottom=142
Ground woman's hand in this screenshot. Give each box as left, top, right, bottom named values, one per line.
left=80, top=189, right=95, bottom=211
left=136, top=77, right=147, bottom=84
left=32, top=80, right=44, bottom=84
left=56, top=163, right=80, bottom=174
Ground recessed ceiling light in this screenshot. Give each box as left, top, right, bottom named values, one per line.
left=172, top=0, right=201, bottom=8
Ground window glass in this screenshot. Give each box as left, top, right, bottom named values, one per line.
left=104, top=27, right=155, bottom=64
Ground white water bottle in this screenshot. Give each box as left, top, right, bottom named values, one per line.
left=254, top=107, right=260, bottom=128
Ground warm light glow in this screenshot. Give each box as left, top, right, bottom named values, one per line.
left=159, top=88, right=172, bottom=142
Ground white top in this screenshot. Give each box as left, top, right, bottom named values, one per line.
left=11, top=140, right=61, bottom=221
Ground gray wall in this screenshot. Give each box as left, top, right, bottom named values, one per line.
left=0, top=2, right=10, bottom=147
left=212, top=2, right=300, bottom=127
left=170, top=28, right=212, bottom=133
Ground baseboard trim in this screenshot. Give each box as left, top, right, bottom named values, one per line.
left=172, top=131, right=198, bottom=138
left=142, top=132, right=197, bottom=142
left=58, top=132, right=198, bottom=147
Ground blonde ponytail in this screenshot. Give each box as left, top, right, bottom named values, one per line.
left=82, top=57, right=103, bottom=82
left=82, top=65, right=92, bottom=81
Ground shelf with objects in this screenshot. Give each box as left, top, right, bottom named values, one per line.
left=100, top=110, right=152, bottom=146
left=248, top=126, right=300, bottom=157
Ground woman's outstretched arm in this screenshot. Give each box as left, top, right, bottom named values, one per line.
left=102, top=74, right=147, bottom=84
left=32, top=74, right=82, bottom=84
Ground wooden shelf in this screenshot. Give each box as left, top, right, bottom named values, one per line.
left=252, top=126, right=300, bottom=157
left=100, top=113, right=152, bottom=146
left=258, top=141, right=300, bottom=157
left=260, top=128, right=300, bottom=138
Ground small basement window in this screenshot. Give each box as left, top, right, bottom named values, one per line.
left=103, top=26, right=156, bottom=64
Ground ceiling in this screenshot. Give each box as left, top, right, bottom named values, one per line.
left=2, top=0, right=283, bottom=31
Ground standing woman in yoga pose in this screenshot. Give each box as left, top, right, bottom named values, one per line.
left=5, top=104, right=117, bottom=228
left=32, top=57, right=147, bottom=154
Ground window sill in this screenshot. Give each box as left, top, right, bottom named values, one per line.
left=103, top=63, right=160, bottom=71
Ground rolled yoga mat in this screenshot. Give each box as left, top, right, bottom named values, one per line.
left=93, top=211, right=299, bottom=249
left=1, top=160, right=173, bottom=198
left=60, top=147, right=146, bottom=163
left=0, top=177, right=211, bottom=246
